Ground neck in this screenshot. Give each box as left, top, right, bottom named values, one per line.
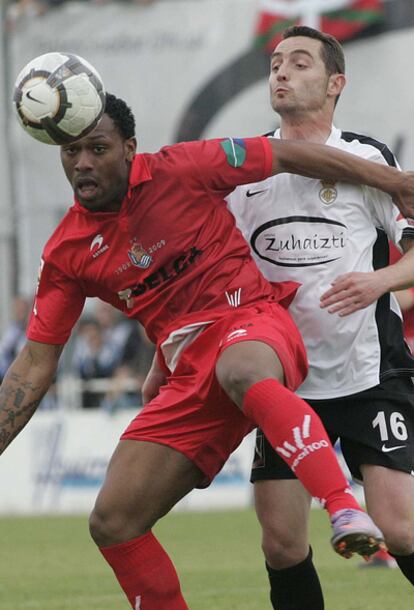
left=279, top=111, right=333, bottom=144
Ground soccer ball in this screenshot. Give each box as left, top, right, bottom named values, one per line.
left=13, top=52, right=106, bottom=145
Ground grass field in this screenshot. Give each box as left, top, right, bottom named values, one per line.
left=0, top=508, right=412, bottom=610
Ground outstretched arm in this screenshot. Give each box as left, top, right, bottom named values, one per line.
left=270, top=139, right=414, bottom=218
left=0, top=340, right=63, bottom=454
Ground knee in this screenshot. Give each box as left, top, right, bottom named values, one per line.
left=261, top=524, right=309, bottom=569
left=380, top=519, right=414, bottom=555
left=89, top=501, right=151, bottom=548
left=89, top=505, right=126, bottom=548
left=216, top=360, right=267, bottom=406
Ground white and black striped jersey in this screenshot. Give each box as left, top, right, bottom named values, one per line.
left=227, top=126, right=414, bottom=399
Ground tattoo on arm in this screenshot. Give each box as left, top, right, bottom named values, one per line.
left=0, top=344, right=62, bottom=454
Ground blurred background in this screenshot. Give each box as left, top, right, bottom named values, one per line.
left=0, top=0, right=413, bottom=514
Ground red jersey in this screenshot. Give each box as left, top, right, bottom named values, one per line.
left=389, top=242, right=414, bottom=341
left=27, top=137, right=297, bottom=345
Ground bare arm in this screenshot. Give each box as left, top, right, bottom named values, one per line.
left=270, top=139, right=414, bottom=218
left=382, top=238, right=414, bottom=292
left=0, top=340, right=63, bottom=455
left=394, top=286, right=414, bottom=312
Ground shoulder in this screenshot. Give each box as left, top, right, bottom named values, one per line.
left=42, top=208, right=74, bottom=256
left=149, top=140, right=210, bottom=174
left=42, top=206, right=93, bottom=268
left=339, top=130, right=397, bottom=167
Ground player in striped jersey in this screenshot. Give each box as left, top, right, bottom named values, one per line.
left=227, top=25, right=414, bottom=610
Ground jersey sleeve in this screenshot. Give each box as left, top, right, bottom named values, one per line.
left=27, top=258, right=86, bottom=345
left=363, top=151, right=414, bottom=249
left=178, top=137, right=273, bottom=196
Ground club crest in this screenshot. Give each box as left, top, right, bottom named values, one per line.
left=128, top=242, right=153, bottom=269
left=319, top=180, right=338, bottom=205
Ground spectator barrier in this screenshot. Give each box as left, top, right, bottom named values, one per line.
left=0, top=407, right=363, bottom=514
left=0, top=409, right=256, bottom=514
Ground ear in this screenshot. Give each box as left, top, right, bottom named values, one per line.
left=125, top=137, right=137, bottom=161
left=327, top=73, right=346, bottom=100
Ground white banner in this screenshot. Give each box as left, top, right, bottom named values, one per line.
left=0, top=407, right=364, bottom=515
left=0, top=409, right=255, bottom=514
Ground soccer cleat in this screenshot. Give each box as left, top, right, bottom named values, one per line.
left=330, top=509, right=385, bottom=558
left=358, top=549, right=398, bottom=569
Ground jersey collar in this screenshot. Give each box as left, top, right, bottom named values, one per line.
left=127, top=153, right=152, bottom=197
left=273, top=125, right=339, bottom=144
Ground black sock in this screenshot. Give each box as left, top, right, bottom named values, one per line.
left=266, top=547, right=324, bottom=610
left=390, top=551, right=414, bottom=585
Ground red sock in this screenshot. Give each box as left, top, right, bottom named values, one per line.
left=375, top=548, right=394, bottom=561
left=244, top=378, right=361, bottom=516
left=100, top=531, right=188, bottom=610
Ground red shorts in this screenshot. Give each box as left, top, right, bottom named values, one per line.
left=122, top=301, right=308, bottom=486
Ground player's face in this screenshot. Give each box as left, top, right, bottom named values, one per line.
left=269, top=36, right=338, bottom=117
left=60, top=114, right=136, bottom=212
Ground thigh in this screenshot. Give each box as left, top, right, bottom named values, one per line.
left=362, top=465, right=414, bottom=521
left=362, top=464, right=414, bottom=552
left=122, top=344, right=254, bottom=487
left=216, top=340, right=285, bottom=406
left=94, top=439, right=203, bottom=538
left=216, top=301, right=308, bottom=393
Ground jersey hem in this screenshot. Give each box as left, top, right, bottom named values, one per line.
left=26, top=332, right=68, bottom=345
left=299, top=370, right=414, bottom=400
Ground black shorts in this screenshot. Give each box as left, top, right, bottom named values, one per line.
left=251, top=377, right=414, bottom=483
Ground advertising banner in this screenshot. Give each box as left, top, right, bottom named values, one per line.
left=0, top=410, right=256, bottom=514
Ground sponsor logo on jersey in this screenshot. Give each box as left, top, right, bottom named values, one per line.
left=275, top=414, right=329, bottom=472
left=90, top=234, right=109, bottom=259
left=246, top=188, right=268, bottom=198
left=118, top=287, right=135, bottom=308
left=219, top=322, right=253, bottom=347
left=90, top=234, right=103, bottom=251
left=251, top=216, right=348, bottom=267
left=319, top=180, right=338, bottom=205
left=225, top=328, right=248, bottom=342
left=220, top=138, right=246, bottom=168
left=381, top=443, right=406, bottom=453
left=128, top=241, right=153, bottom=269
left=119, top=246, right=203, bottom=300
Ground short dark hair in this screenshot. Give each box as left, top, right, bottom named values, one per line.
left=282, top=26, right=345, bottom=76
left=104, top=93, right=136, bottom=139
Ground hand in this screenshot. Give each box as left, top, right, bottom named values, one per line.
left=320, top=271, right=389, bottom=316
left=141, top=355, right=166, bottom=404
left=391, top=171, right=414, bottom=220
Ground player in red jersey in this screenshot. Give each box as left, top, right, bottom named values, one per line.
left=1, top=93, right=414, bottom=609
